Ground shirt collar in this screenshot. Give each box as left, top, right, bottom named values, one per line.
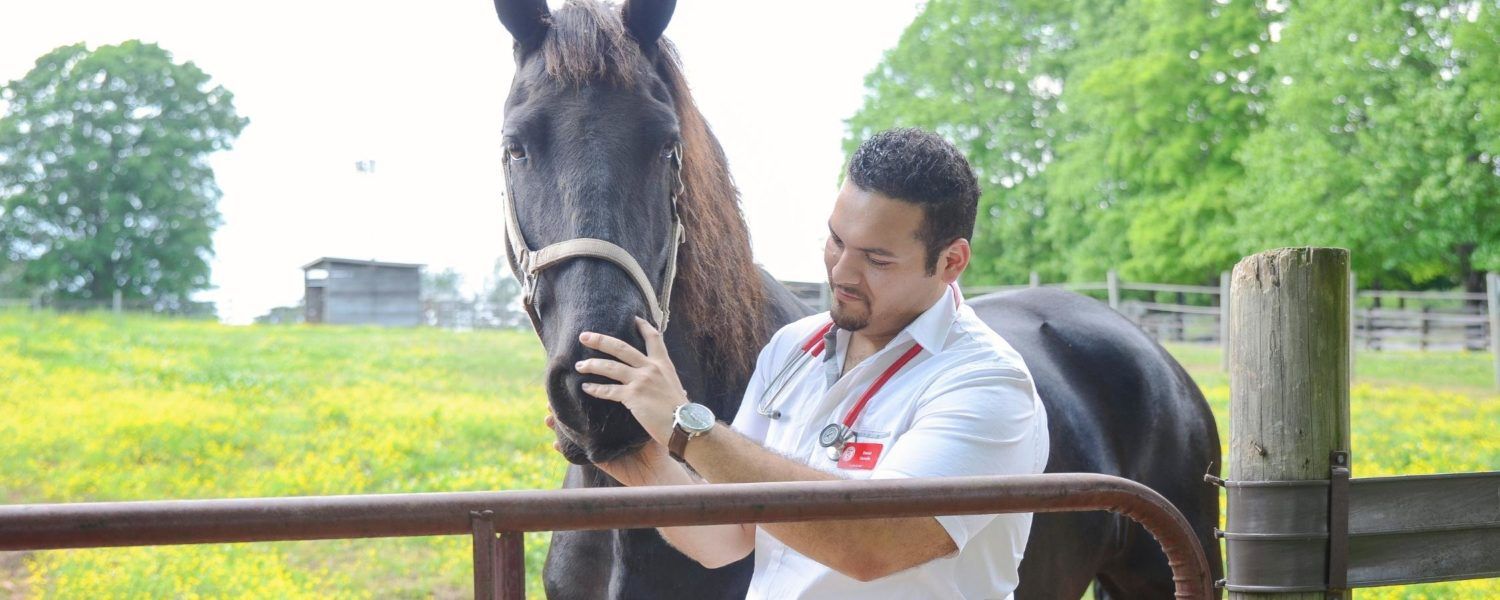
left=901, top=282, right=962, bottom=353
left=822, top=283, right=963, bottom=363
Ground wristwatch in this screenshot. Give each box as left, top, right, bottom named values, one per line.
left=669, top=402, right=716, bottom=462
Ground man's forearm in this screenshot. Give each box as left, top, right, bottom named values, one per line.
left=600, top=445, right=755, bottom=569
left=682, top=425, right=956, bottom=581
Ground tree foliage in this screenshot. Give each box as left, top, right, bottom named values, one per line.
left=0, top=41, right=247, bottom=303
left=1237, top=1, right=1500, bottom=290
left=848, top=0, right=1500, bottom=289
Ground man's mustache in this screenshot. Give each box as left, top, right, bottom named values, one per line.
left=832, top=285, right=866, bottom=301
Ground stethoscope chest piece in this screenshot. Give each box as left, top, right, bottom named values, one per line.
left=819, top=423, right=854, bottom=460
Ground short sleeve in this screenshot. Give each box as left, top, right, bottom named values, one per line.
left=729, top=324, right=792, bottom=444
left=869, top=364, right=1049, bottom=551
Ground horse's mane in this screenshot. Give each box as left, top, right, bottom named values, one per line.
left=540, top=1, right=772, bottom=383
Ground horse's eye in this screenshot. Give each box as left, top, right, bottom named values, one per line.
left=661, top=145, right=676, bottom=160
left=506, top=143, right=527, bottom=162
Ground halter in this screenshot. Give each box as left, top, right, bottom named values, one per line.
left=501, top=144, right=686, bottom=335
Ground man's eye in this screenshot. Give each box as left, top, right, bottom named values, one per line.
left=868, top=258, right=892, bottom=267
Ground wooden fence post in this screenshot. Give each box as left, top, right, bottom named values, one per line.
left=1107, top=269, right=1121, bottom=311
left=113, top=290, right=123, bottom=315
left=1220, top=271, right=1231, bottom=371
left=1029, top=271, right=1040, bottom=288
left=1488, top=272, right=1499, bottom=391
left=1419, top=307, right=1431, bottom=351
left=1175, top=291, right=1186, bottom=342
left=1229, top=248, right=1351, bottom=600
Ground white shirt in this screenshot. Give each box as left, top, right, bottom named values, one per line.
left=731, top=283, right=1050, bottom=600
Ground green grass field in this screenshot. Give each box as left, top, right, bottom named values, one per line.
left=1, top=310, right=1495, bottom=598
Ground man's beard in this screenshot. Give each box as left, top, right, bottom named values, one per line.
left=830, top=286, right=870, bottom=331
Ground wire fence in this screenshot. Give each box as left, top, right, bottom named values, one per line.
left=785, top=271, right=1500, bottom=389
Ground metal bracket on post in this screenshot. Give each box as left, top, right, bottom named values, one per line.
left=1326, top=451, right=1350, bottom=599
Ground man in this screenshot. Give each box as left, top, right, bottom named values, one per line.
left=563, top=128, right=1049, bottom=598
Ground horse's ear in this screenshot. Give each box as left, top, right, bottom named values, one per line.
left=494, top=0, right=550, bottom=52
left=621, top=0, right=676, bottom=48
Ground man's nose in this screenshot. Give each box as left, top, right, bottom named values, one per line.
left=827, top=245, right=861, bottom=287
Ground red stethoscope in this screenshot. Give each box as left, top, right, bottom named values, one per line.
left=753, top=285, right=959, bottom=460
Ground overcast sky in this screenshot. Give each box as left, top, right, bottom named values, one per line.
left=0, top=0, right=924, bottom=323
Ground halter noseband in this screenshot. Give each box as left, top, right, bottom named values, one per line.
left=501, top=144, right=686, bottom=335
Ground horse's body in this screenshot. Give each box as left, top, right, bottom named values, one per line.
left=973, top=289, right=1222, bottom=599
left=489, top=1, right=1221, bottom=598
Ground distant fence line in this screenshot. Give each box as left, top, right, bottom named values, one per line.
left=0, top=291, right=216, bottom=318
left=960, top=270, right=1500, bottom=388
left=784, top=271, right=1500, bottom=388
left=0, top=292, right=530, bottom=330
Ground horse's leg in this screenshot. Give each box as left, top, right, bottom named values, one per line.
left=1097, top=428, right=1223, bottom=599
left=1094, top=496, right=1222, bottom=600
left=543, top=466, right=613, bottom=600
left=1014, top=512, right=1115, bottom=600
left=1091, top=573, right=1129, bottom=600
left=1094, top=488, right=1223, bottom=599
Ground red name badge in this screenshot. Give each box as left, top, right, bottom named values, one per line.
left=837, top=442, right=883, bottom=470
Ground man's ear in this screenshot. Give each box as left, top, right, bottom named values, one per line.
left=939, top=238, right=970, bottom=284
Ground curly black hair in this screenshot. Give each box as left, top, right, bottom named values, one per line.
left=846, top=128, right=980, bottom=275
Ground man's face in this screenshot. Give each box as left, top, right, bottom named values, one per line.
left=824, top=180, right=950, bottom=337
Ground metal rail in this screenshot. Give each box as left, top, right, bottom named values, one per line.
left=0, top=473, right=1213, bottom=599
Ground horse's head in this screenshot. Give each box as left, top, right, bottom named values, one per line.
left=494, top=0, right=685, bottom=464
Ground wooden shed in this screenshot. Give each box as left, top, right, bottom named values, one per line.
left=302, top=257, right=424, bottom=326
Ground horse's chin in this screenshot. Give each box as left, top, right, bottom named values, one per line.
left=553, top=428, right=648, bottom=466
left=558, top=435, right=593, bottom=465
left=585, top=440, right=649, bottom=465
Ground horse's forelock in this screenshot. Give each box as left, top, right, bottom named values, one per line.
left=539, top=0, right=647, bottom=86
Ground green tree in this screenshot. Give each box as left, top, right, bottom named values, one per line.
left=845, top=0, right=1276, bottom=285
left=0, top=41, right=247, bottom=305
left=1047, top=0, right=1275, bottom=284
left=846, top=0, right=1117, bottom=285
left=848, top=0, right=1499, bottom=289
left=1235, top=1, right=1500, bottom=291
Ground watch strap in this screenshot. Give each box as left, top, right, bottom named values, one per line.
left=668, top=423, right=690, bottom=462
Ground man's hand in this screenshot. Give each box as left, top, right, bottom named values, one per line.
left=574, top=316, right=688, bottom=446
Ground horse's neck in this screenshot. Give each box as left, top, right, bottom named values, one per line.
left=671, top=271, right=805, bottom=415
left=668, top=308, right=752, bottom=413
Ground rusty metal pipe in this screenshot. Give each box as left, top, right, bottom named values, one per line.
left=0, top=473, right=1214, bottom=598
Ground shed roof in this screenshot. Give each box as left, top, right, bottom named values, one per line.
left=302, top=257, right=426, bottom=271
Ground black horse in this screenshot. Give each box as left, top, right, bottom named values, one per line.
left=490, top=0, right=1223, bottom=598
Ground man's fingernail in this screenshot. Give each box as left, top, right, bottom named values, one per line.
left=575, top=361, right=586, bottom=370
left=581, top=382, right=594, bottom=390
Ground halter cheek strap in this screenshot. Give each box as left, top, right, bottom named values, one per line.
left=502, top=144, right=686, bottom=335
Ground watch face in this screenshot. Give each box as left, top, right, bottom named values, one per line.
left=678, top=403, right=714, bottom=432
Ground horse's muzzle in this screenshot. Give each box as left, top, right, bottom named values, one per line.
left=546, top=354, right=653, bottom=466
